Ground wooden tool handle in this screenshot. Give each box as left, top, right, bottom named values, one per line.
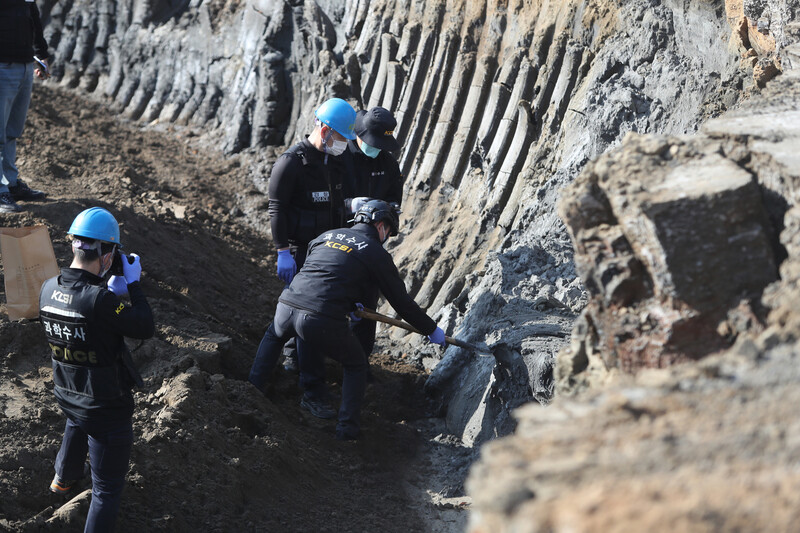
left=355, top=308, right=481, bottom=352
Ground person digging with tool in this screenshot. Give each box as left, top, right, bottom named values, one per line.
left=267, top=97, right=357, bottom=373
left=345, top=107, right=405, bottom=375
left=249, top=199, right=446, bottom=440
left=39, top=207, right=154, bottom=532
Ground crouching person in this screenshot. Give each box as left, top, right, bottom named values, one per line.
left=249, top=200, right=446, bottom=440
left=40, top=207, right=154, bottom=532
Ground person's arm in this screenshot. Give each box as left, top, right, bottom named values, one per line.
left=96, top=283, right=155, bottom=340
left=373, top=250, right=437, bottom=335
left=30, top=3, right=49, bottom=60
left=385, top=156, right=404, bottom=206
left=268, top=155, right=298, bottom=250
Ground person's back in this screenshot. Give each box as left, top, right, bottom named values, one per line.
left=281, top=223, right=431, bottom=331
left=40, top=207, right=154, bottom=532
left=248, top=200, right=446, bottom=440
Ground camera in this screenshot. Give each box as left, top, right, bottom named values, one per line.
left=110, top=250, right=125, bottom=276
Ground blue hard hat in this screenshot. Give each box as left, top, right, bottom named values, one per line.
left=68, top=207, right=121, bottom=245
left=315, top=98, right=357, bottom=140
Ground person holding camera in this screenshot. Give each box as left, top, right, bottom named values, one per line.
left=39, top=207, right=154, bottom=532
left=249, top=200, right=445, bottom=441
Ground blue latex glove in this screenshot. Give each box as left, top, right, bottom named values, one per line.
left=107, top=275, right=129, bottom=296
left=122, top=253, right=142, bottom=284
left=349, top=302, right=364, bottom=322
left=427, top=327, right=446, bottom=347
left=277, top=249, right=297, bottom=284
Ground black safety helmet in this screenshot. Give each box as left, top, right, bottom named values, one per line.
left=353, top=199, right=400, bottom=237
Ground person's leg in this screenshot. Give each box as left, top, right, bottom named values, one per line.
left=353, top=287, right=380, bottom=357
left=295, top=311, right=351, bottom=414
left=84, top=420, right=134, bottom=533
left=352, top=319, right=377, bottom=357
left=352, top=288, right=379, bottom=383
left=249, top=303, right=295, bottom=391
left=53, top=417, right=89, bottom=484
left=296, top=334, right=329, bottom=400
left=0, top=63, right=26, bottom=194
left=336, top=332, right=369, bottom=440
left=282, top=245, right=308, bottom=372
left=2, top=62, right=32, bottom=188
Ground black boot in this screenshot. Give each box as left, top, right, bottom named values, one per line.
left=9, top=179, right=46, bottom=201
left=0, top=192, right=21, bottom=212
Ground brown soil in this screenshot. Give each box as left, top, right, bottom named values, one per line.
left=0, top=86, right=466, bottom=532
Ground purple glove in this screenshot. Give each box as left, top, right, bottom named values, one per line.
left=107, top=275, right=128, bottom=296
left=277, top=249, right=296, bottom=284
left=427, top=327, right=446, bottom=347
left=349, top=302, right=364, bottom=322
left=122, top=253, right=142, bottom=284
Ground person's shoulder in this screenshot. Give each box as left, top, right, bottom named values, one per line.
left=378, top=150, right=401, bottom=167
left=273, top=146, right=306, bottom=172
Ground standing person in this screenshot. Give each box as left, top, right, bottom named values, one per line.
left=268, top=97, right=357, bottom=372
left=347, top=106, right=404, bottom=210
left=347, top=107, right=405, bottom=365
left=0, top=0, right=50, bottom=213
left=249, top=200, right=446, bottom=440
left=40, top=207, right=154, bottom=532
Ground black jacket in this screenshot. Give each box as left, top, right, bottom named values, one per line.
left=39, top=269, right=155, bottom=423
left=350, top=143, right=403, bottom=205
left=279, top=223, right=437, bottom=335
left=268, top=139, right=355, bottom=249
left=0, top=0, right=49, bottom=64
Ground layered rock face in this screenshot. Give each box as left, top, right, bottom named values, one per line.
left=38, top=0, right=786, bottom=446
left=465, top=4, right=800, bottom=532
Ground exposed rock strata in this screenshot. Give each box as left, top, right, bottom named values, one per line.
left=558, top=133, right=778, bottom=375
left=38, top=0, right=789, bottom=444
left=466, top=11, right=800, bottom=532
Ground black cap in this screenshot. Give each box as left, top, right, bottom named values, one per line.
left=354, top=107, right=400, bottom=152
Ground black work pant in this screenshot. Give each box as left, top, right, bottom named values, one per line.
left=249, top=303, right=368, bottom=434
left=282, top=244, right=308, bottom=358
left=351, top=285, right=379, bottom=357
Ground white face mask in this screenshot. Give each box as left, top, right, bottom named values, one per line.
left=327, top=139, right=348, bottom=156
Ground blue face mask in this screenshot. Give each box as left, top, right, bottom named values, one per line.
left=360, top=141, right=381, bottom=158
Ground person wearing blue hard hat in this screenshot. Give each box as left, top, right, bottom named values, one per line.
left=266, top=97, right=358, bottom=375
left=39, top=207, right=154, bottom=532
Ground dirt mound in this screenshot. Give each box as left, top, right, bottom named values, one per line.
left=0, top=86, right=467, bottom=532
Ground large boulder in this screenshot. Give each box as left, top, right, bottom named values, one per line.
left=558, top=133, right=778, bottom=375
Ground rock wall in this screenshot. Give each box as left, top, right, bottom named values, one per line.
left=38, top=0, right=783, bottom=444
left=465, top=4, right=800, bottom=532
left=466, top=67, right=800, bottom=531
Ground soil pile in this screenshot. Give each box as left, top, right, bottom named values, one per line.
left=0, top=86, right=469, bottom=532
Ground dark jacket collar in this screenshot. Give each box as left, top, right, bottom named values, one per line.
left=60, top=267, right=103, bottom=287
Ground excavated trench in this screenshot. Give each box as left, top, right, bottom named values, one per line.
left=2, top=0, right=797, bottom=530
